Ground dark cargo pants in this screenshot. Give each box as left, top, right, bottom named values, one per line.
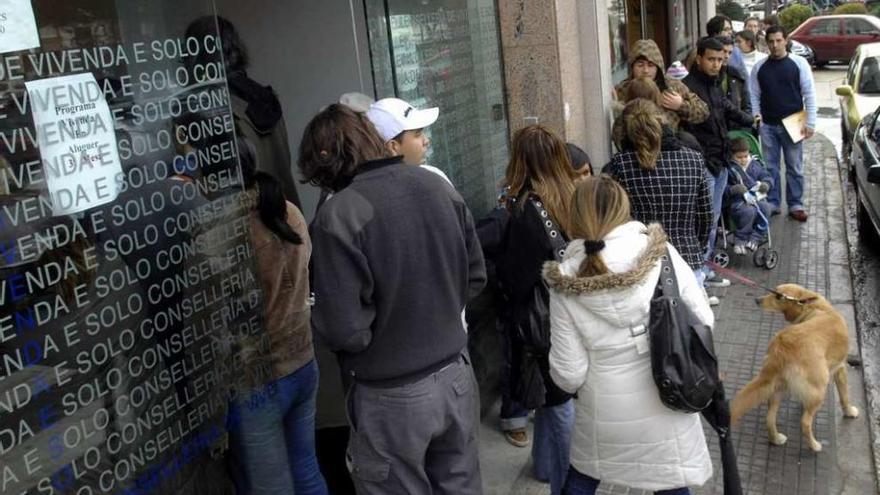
left=346, top=355, right=482, bottom=495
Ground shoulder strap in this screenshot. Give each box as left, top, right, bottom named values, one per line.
left=658, top=247, right=680, bottom=297
left=528, top=197, right=567, bottom=262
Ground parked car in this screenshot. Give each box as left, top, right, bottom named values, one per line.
left=848, top=105, right=880, bottom=245
left=790, top=39, right=816, bottom=66
left=790, top=15, right=880, bottom=66
left=836, top=42, right=880, bottom=160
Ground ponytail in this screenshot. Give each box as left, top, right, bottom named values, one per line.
left=569, top=175, right=632, bottom=277
left=238, top=135, right=303, bottom=245
left=622, top=99, right=663, bottom=170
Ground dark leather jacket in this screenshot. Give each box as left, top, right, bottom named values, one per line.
left=722, top=65, right=752, bottom=130
left=683, top=67, right=754, bottom=176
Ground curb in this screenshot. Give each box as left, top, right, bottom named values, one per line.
left=829, top=132, right=880, bottom=493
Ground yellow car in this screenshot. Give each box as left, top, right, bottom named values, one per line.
left=837, top=42, right=880, bottom=162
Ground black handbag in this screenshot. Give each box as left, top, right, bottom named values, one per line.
left=649, top=249, right=742, bottom=495
left=649, top=249, right=719, bottom=413
left=510, top=198, right=567, bottom=410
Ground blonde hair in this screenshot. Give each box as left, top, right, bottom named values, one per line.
left=569, top=175, right=632, bottom=277
left=505, top=125, right=579, bottom=233
left=622, top=98, right=663, bottom=170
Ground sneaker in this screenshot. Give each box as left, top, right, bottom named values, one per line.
left=771, top=208, right=782, bottom=216
left=504, top=428, right=530, bottom=448
left=733, top=244, right=747, bottom=255
left=705, top=274, right=731, bottom=287
left=707, top=295, right=721, bottom=306
left=746, top=240, right=759, bottom=251
left=789, top=210, right=808, bottom=222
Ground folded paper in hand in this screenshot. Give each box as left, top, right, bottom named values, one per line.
left=782, top=110, right=807, bottom=144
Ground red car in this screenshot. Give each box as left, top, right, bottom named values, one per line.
left=790, top=15, right=880, bottom=66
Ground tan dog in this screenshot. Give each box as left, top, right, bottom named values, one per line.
left=731, top=284, right=859, bottom=453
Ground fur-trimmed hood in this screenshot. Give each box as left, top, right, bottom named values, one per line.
left=543, top=220, right=670, bottom=331
left=543, top=221, right=668, bottom=295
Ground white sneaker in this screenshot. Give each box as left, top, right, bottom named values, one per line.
left=746, top=240, right=759, bottom=251
left=705, top=275, right=731, bottom=287
left=707, top=295, right=721, bottom=306
left=733, top=244, right=747, bottom=255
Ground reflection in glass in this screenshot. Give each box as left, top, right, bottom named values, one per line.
left=0, top=2, right=273, bottom=494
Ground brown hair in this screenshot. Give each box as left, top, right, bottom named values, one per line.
left=569, top=175, right=632, bottom=277
left=625, top=77, right=662, bottom=107
left=729, top=137, right=750, bottom=155
left=622, top=99, right=663, bottom=170
left=505, top=125, right=578, bottom=233
left=298, top=103, right=389, bottom=192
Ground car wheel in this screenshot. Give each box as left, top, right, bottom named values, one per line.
left=856, top=184, right=880, bottom=246
left=814, top=59, right=827, bottom=68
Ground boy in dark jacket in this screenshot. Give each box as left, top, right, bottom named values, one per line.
left=683, top=37, right=756, bottom=287
left=726, top=138, right=773, bottom=254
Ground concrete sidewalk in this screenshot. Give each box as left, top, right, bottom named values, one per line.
left=479, top=135, right=877, bottom=494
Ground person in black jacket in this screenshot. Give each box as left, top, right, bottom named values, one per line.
left=682, top=37, right=756, bottom=287
left=717, top=36, right=752, bottom=131
left=491, top=125, right=577, bottom=495
left=300, top=104, right=486, bottom=495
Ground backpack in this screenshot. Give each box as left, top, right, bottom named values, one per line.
left=649, top=248, right=742, bottom=495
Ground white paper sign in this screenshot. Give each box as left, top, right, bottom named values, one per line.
left=26, top=73, right=122, bottom=216
left=0, top=0, right=40, bottom=54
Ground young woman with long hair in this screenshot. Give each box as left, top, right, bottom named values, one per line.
left=604, top=98, right=713, bottom=285
left=228, top=136, right=328, bottom=495
left=492, top=125, right=580, bottom=495
left=543, top=176, right=714, bottom=494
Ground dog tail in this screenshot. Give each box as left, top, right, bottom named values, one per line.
left=731, top=356, right=783, bottom=425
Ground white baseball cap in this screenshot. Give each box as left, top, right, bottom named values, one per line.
left=366, top=98, right=439, bottom=142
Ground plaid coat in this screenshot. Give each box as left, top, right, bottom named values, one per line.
left=605, top=141, right=712, bottom=269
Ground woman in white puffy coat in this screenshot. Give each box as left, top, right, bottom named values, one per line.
left=542, top=176, right=714, bottom=495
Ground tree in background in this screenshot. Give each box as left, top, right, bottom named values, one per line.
left=717, top=0, right=746, bottom=21
left=779, top=4, right=814, bottom=34
left=834, top=3, right=869, bottom=15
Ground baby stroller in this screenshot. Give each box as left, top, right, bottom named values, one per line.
left=711, top=130, right=779, bottom=270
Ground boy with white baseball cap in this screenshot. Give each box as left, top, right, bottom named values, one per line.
left=366, top=97, right=439, bottom=167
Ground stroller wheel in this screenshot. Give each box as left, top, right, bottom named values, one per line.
left=713, top=251, right=730, bottom=268
left=753, top=248, right=767, bottom=267
left=764, top=250, right=779, bottom=270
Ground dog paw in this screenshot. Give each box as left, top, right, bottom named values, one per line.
left=769, top=433, right=788, bottom=445
left=809, top=440, right=823, bottom=453
left=845, top=406, right=860, bottom=418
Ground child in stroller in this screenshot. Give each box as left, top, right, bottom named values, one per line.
left=726, top=137, right=774, bottom=255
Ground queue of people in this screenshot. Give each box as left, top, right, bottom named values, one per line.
left=223, top=12, right=818, bottom=495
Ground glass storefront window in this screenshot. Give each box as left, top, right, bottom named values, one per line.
left=365, top=0, right=510, bottom=217
left=670, top=0, right=695, bottom=64
left=0, top=2, right=273, bottom=493
left=608, top=0, right=630, bottom=84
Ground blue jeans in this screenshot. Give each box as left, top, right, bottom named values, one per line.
left=533, top=399, right=575, bottom=495
left=563, top=467, right=691, bottom=495
left=702, top=167, right=728, bottom=281
left=501, top=326, right=529, bottom=431
left=760, top=123, right=804, bottom=212
left=729, top=199, right=772, bottom=243
left=705, top=167, right=728, bottom=259
left=228, top=360, right=329, bottom=495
